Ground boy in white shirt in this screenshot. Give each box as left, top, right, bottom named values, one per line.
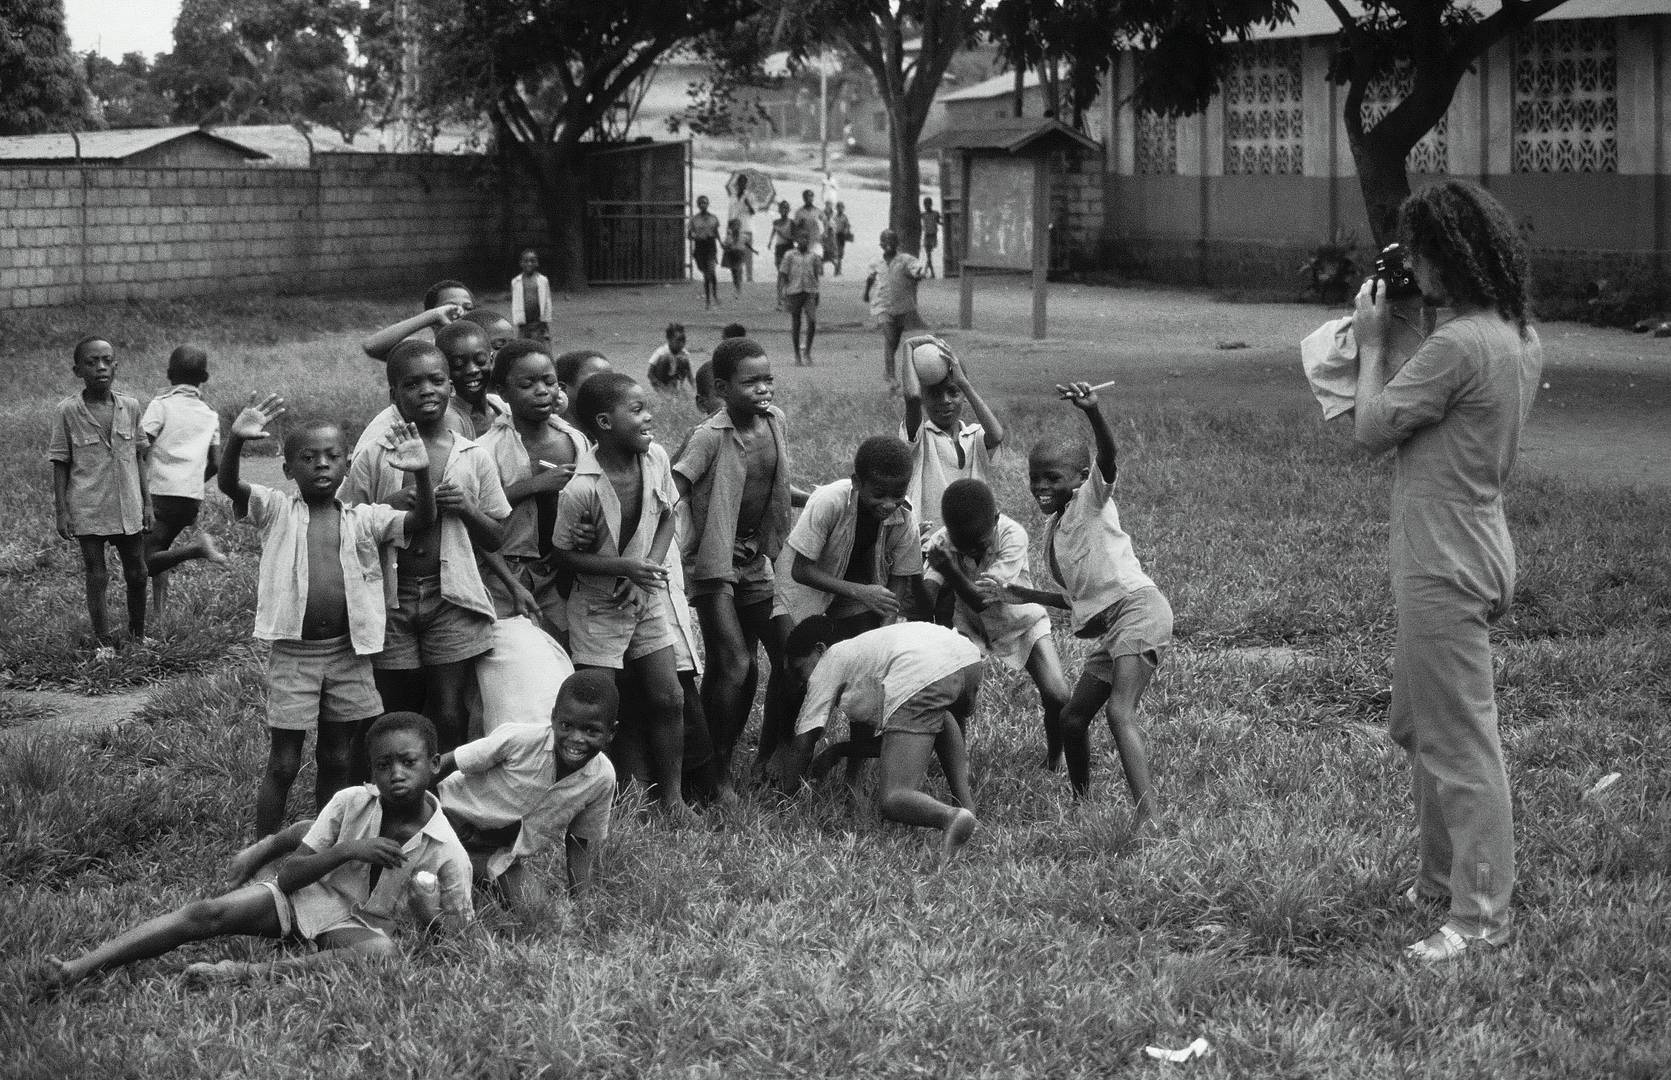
left=141, top=345, right=227, bottom=615
left=511, top=248, right=551, bottom=343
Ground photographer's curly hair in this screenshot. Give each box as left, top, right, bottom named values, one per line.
left=1398, top=180, right=1532, bottom=335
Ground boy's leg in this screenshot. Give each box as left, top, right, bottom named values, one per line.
left=804, top=299, right=816, bottom=360
left=1024, top=638, right=1071, bottom=771
left=145, top=497, right=223, bottom=579
left=256, top=729, right=306, bottom=837
left=789, top=305, right=803, bottom=361
left=112, top=534, right=148, bottom=640
left=693, top=591, right=755, bottom=776
left=755, top=610, right=797, bottom=771
left=1104, top=654, right=1157, bottom=826
left=878, top=725, right=978, bottom=861
left=49, top=882, right=285, bottom=986
left=623, top=646, right=688, bottom=812
left=931, top=712, right=975, bottom=810
left=77, top=536, right=112, bottom=644
left=425, top=658, right=481, bottom=755
left=1060, top=671, right=1113, bottom=798
left=496, top=860, right=552, bottom=914
left=241, top=926, right=396, bottom=977
left=882, top=317, right=903, bottom=381
left=315, top=721, right=359, bottom=812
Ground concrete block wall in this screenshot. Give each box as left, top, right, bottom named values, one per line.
left=0, top=154, right=516, bottom=310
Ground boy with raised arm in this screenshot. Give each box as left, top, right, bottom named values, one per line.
left=220, top=394, right=436, bottom=836
left=340, top=341, right=509, bottom=755
left=551, top=372, right=689, bottom=815
left=438, top=669, right=619, bottom=911
left=900, top=335, right=1005, bottom=539
left=41, top=712, right=472, bottom=990
left=980, top=383, right=1172, bottom=826
left=674, top=337, right=797, bottom=780
left=361, top=279, right=474, bottom=362
left=49, top=336, right=152, bottom=654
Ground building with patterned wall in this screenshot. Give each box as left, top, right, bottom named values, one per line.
left=1097, top=0, right=1670, bottom=298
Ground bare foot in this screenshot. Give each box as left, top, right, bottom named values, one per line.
left=183, top=959, right=252, bottom=985
left=939, top=809, right=978, bottom=865
left=660, top=800, right=702, bottom=828
left=31, top=956, right=80, bottom=998
left=200, top=534, right=229, bottom=567
left=712, top=783, right=741, bottom=809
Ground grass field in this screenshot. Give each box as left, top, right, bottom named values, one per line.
left=2, top=295, right=1669, bottom=1078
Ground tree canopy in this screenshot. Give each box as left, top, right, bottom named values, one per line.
left=0, top=0, right=94, bottom=135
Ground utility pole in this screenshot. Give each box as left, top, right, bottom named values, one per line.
left=819, top=49, right=829, bottom=174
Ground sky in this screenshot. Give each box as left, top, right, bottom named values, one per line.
left=64, top=0, right=182, bottom=60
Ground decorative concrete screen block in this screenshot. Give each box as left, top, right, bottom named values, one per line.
left=1223, top=40, right=1304, bottom=176
left=1135, top=110, right=1178, bottom=177
left=1361, top=60, right=1449, bottom=174
left=1514, top=19, right=1618, bottom=173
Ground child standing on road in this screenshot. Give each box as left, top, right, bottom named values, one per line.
left=41, top=712, right=472, bottom=990
left=551, top=372, right=689, bottom=816
left=864, top=230, right=929, bottom=384
left=924, top=479, right=1068, bottom=771
left=720, top=220, right=753, bottom=298
left=779, top=236, right=822, bottom=366
left=341, top=341, right=509, bottom=756
left=439, top=669, right=619, bottom=911
left=511, top=248, right=551, bottom=344
left=140, top=344, right=228, bottom=618
left=981, top=383, right=1172, bottom=826
left=920, top=197, right=941, bottom=277
left=219, top=394, right=436, bottom=837
left=49, top=336, right=152, bottom=654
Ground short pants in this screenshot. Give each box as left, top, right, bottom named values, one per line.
left=376, top=574, right=494, bottom=671
left=149, top=494, right=201, bottom=538
left=688, top=548, right=777, bottom=608
left=1079, top=585, right=1173, bottom=683
left=784, top=291, right=819, bottom=317
left=267, top=635, right=383, bottom=730
left=252, top=877, right=382, bottom=945
left=567, top=582, right=677, bottom=669
left=884, top=662, right=982, bottom=736
left=486, top=554, right=569, bottom=635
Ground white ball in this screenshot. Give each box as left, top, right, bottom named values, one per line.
left=911, top=340, right=951, bottom=386
left=410, top=870, right=438, bottom=891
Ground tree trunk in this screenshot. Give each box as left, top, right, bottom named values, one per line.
left=1348, top=130, right=1413, bottom=249
left=512, top=142, right=589, bottom=291
left=887, top=105, right=928, bottom=254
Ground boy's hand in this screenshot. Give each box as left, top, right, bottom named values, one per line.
left=566, top=517, right=600, bottom=552
left=142, top=501, right=155, bottom=532
left=434, top=481, right=475, bottom=514
left=509, top=581, right=543, bottom=621
left=345, top=838, right=407, bottom=869
left=430, top=303, right=465, bottom=326
left=976, top=575, right=1018, bottom=606
left=619, top=557, right=669, bottom=591
left=851, top=584, right=900, bottom=618
left=1055, top=381, right=1099, bottom=410
left=225, top=840, right=269, bottom=888
left=56, top=509, right=73, bottom=541
left=530, top=463, right=575, bottom=493
left=382, top=422, right=429, bottom=473
left=230, top=393, right=286, bottom=442
left=924, top=546, right=952, bottom=575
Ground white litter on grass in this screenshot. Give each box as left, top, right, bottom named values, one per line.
left=1584, top=772, right=1621, bottom=800
left=1144, top=1037, right=1211, bottom=1063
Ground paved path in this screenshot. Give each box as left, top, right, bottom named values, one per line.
left=0, top=688, right=152, bottom=744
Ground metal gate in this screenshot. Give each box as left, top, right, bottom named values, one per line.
left=583, top=140, right=690, bottom=284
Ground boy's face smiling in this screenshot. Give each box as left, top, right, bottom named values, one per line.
left=436, top=285, right=474, bottom=312
left=1028, top=453, right=1089, bottom=516
left=855, top=474, right=908, bottom=522
left=520, top=251, right=539, bottom=275
left=597, top=383, right=654, bottom=452
left=73, top=340, right=116, bottom=391
left=720, top=355, right=774, bottom=417
left=441, top=329, right=492, bottom=404
left=283, top=426, right=350, bottom=502
left=391, top=353, right=453, bottom=427
left=553, top=705, right=614, bottom=770
left=502, top=353, right=558, bottom=424
left=368, top=729, right=438, bottom=807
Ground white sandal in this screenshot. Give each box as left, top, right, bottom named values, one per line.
left=1406, top=922, right=1508, bottom=962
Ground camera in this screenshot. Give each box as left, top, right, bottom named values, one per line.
left=1375, top=243, right=1421, bottom=300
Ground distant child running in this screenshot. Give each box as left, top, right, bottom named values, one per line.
left=779, top=235, right=822, bottom=365
left=981, top=383, right=1171, bottom=826
left=783, top=619, right=980, bottom=863
left=139, top=344, right=228, bottom=617
left=219, top=394, right=435, bottom=837
left=720, top=220, right=753, bottom=297
left=41, top=713, right=472, bottom=990
left=49, top=336, right=152, bottom=653
left=919, top=197, right=941, bottom=277
left=864, top=230, right=929, bottom=384
left=511, top=249, right=552, bottom=343
left=439, top=669, right=620, bottom=911
left=647, top=324, right=694, bottom=395
left=689, top=196, right=723, bottom=309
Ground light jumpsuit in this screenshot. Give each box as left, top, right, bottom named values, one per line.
left=1356, top=309, right=1542, bottom=937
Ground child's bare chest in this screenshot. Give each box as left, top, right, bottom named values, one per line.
left=523, top=426, right=572, bottom=469
left=603, top=462, right=645, bottom=544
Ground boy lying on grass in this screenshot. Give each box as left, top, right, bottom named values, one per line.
left=41, top=713, right=472, bottom=990
left=438, top=669, right=619, bottom=913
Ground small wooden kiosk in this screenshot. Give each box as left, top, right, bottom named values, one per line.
left=923, top=119, right=1100, bottom=340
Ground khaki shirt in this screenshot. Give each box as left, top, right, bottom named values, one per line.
left=775, top=478, right=922, bottom=624
left=476, top=414, right=588, bottom=560
left=47, top=390, right=146, bottom=536
left=1044, top=460, right=1155, bottom=636
left=141, top=385, right=221, bottom=499
left=551, top=442, right=679, bottom=598
left=794, top=623, right=980, bottom=736
left=901, top=417, right=995, bottom=531
left=674, top=406, right=792, bottom=584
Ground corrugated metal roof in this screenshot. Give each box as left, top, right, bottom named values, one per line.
left=940, top=70, right=1042, bottom=103
left=920, top=117, right=1101, bottom=153
left=0, top=126, right=268, bottom=162
left=1259, top=0, right=1670, bottom=40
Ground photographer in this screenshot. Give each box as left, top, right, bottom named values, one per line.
left=1350, top=180, right=1543, bottom=962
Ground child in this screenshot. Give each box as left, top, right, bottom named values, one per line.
left=361, top=279, right=474, bottom=362
left=782, top=618, right=980, bottom=862
left=770, top=201, right=795, bottom=308
left=436, top=320, right=507, bottom=436
left=439, top=669, right=619, bottom=910
left=899, top=335, right=1005, bottom=538
left=340, top=341, right=510, bottom=755
left=647, top=324, right=694, bottom=395
left=555, top=349, right=612, bottom=429
left=720, top=219, right=753, bottom=298
left=920, top=197, right=941, bottom=277
left=476, top=341, right=587, bottom=636
left=779, top=235, right=821, bottom=365
left=461, top=308, right=518, bottom=355
left=49, top=336, right=152, bottom=653
left=41, top=712, right=472, bottom=990
left=775, top=435, right=922, bottom=634
left=219, top=394, right=436, bottom=836
left=550, top=372, right=688, bottom=814
left=923, top=479, right=1068, bottom=770
left=864, top=230, right=929, bottom=384
left=139, top=344, right=227, bottom=617
left=692, top=360, right=719, bottom=417
left=510, top=249, right=551, bottom=343
left=674, top=337, right=796, bottom=780
left=830, top=202, right=853, bottom=276
left=981, top=383, right=1172, bottom=824
left=689, top=196, right=722, bottom=309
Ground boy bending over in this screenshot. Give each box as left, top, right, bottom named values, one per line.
left=439, top=669, right=619, bottom=911
left=782, top=618, right=980, bottom=862
left=41, top=712, right=471, bottom=989
left=981, top=383, right=1172, bottom=825
left=221, top=396, right=436, bottom=836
